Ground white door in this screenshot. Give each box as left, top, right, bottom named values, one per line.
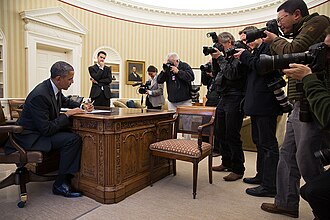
left=36, top=47, right=74, bottom=96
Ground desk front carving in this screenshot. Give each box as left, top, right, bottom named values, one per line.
left=71, top=108, right=174, bottom=204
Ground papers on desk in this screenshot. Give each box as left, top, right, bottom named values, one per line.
left=61, top=108, right=111, bottom=114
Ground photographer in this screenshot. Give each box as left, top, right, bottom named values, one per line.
left=283, top=31, right=330, bottom=220
left=201, top=59, right=221, bottom=156
left=157, top=52, right=194, bottom=110
left=260, top=0, right=330, bottom=218
left=234, top=26, right=282, bottom=198
left=211, top=32, right=247, bottom=182
left=145, top=65, right=165, bottom=110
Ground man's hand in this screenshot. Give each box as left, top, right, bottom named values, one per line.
left=65, top=108, right=85, bottom=117
left=211, top=48, right=224, bottom=59
left=90, top=77, right=98, bottom=84
left=99, top=60, right=105, bottom=69
left=233, top=48, right=245, bottom=59
left=282, top=63, right=312, bottom=81
left=170, top=66, right=179, bottom=74
left=263, top=30, right=278, bottom=44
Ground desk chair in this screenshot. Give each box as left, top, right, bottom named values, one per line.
left=0, top=102, right=55, bottom=208
left=8, top=99, right=25, bottom=120
left=149, top=106, right=216, bottom=199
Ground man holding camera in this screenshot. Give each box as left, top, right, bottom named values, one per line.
left=157, top=52, right=194, bottom=110
left=211, top=32, right=247, bottom=181
left=261, top=0, right=330, bottom=218
left=282, top=30, right=330, bottom=220
left=234, top=26, right=282, bottom=197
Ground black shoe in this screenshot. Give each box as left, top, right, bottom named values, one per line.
left=52, top=183, right=82, bottom=198
left=246, top=186, right=276, bottom=198
left=243, top=176, right=261, bottom=184
left=212, top=152, right=221, bottom=157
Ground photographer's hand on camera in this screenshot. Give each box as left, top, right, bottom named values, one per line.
left=210, top=47, right=224, bottom=59
left=233, top=48, right=245, bottom=59
left=263, top=30, right=278, bottom=44
left=283, top=63, right=312, bottom=80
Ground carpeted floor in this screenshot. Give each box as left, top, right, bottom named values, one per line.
left=0, top=151, right=313, bottom=220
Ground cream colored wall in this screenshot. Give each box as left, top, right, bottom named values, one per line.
left=0, top=0, right=329, bottom=99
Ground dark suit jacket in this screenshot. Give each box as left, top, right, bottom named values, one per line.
left=240, top=42, right=281, bottom=116
left=89, top=64, right=112, bottom=99
left=128, top=72, right=142, bottom=81
left=5, top=79, right=80, bottom=153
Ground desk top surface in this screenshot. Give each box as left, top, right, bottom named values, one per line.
left=71, top=107, right=175, bottom=120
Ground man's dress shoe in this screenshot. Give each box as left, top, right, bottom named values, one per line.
left=261, top=203, right=299, bottom=218
left=243, top=176, right=262, bottom=184
left=246, top=186, right=276, bottom=197
left=212, top=164, right=232, bottom=172
left=53, top=183, right=82, bottom=198
left=223, top=172, right=243, bottom=181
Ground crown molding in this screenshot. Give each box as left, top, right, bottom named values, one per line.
left=59, top=0, right=328, bottom=28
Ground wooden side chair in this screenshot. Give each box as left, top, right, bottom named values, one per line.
left=0, top=101, right=55, bottom=208
left=149, top=106, right=216, bottom=199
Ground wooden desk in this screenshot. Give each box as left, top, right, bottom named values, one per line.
left=71, top=108, right=175, bottom=204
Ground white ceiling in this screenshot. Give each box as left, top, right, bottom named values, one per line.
left=61, top=0, right=327, bottom=28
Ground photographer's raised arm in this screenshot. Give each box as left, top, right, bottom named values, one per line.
left=265, top=15, right=329, bottom=55
left=157, top=70, right=168, bottom=83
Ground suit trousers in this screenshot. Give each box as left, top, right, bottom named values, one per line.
left=92, top=91, right=110, bottom=107
left=251, top=115, right=279, bottom=192
left=216, top=95, right=245, bottom=175
left=275, top=101, right=324, bottom=211
left=300, top=168, right=330, bottom=220
left=50, top=132, right=82, bottom=175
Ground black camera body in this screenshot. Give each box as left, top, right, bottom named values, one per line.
left=163, top=62, right=175, bottom=73
left=203, top=32, right=224, bottom=56
left=244, top=19, right=280, bottom=43
left=224, top=40, right=250, bottom=57
left=200, top=62, right=212, bottom=73
left=315, top=148, right=330, bottom=166
left=259, top=42, right=329, bottom=122
left=132, top=81, right=151, bottom=94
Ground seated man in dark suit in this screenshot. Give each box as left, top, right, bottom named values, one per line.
left=5, top=61, right=93, bottom=197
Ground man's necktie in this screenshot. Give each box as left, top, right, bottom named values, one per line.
left=56, top=91, right=61, bottom=109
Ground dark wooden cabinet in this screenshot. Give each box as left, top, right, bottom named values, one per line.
left=71, top=108, right=174, bottom=204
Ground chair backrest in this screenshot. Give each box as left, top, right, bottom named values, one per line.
left=174, top=106, right=216, bottom=137
left=8, top=99, right=25, bottom=120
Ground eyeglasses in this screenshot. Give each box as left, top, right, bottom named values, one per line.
left=277, top=14, right=289, bottom=24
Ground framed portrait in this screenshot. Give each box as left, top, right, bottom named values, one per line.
left=126, top=60, right=145, bottom=85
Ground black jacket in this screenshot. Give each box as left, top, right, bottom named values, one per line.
left=240, top=43, right=281, bottom=116
left=5, top=79, right=80, bottom=154
left=89, top=64, right=112, bottom=99
left=201, top=71, right=219, bottom=107
left=157, top=61, right=194, bottom=103
left=213, top=55, right=247, bottom=95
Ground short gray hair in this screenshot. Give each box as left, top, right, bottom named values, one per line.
left=50, top=61, right=74, bottom=78
left=167, top=52, right=180, bottom=61
left=218, top=32, right=235, bottom=45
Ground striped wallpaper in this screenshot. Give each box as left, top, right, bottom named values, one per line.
left=0, top=0, right=329, bottom=100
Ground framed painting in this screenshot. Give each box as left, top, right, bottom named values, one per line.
left=126, top=60, right=145, bottom=85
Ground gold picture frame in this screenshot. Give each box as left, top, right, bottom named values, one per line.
left=126, top=60, right=145, bottom=85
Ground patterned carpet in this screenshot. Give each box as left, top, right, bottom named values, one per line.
left=0, top=152, right=313, bottom=220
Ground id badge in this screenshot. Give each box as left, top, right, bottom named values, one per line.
left=172, top=74, right=176, bottom=81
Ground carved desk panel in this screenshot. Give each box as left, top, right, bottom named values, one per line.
left=71, top=108, right=174, bottom=204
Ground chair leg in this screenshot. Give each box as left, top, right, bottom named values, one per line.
left=150, top=155, right=154, bottom=187
left=17, top=167, right=28, bottom=208
left=172, top=159, right=176, bottom=176
left=208, top=154, right=213, bottom=184
left=193, top=161, right=198, bottom=199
